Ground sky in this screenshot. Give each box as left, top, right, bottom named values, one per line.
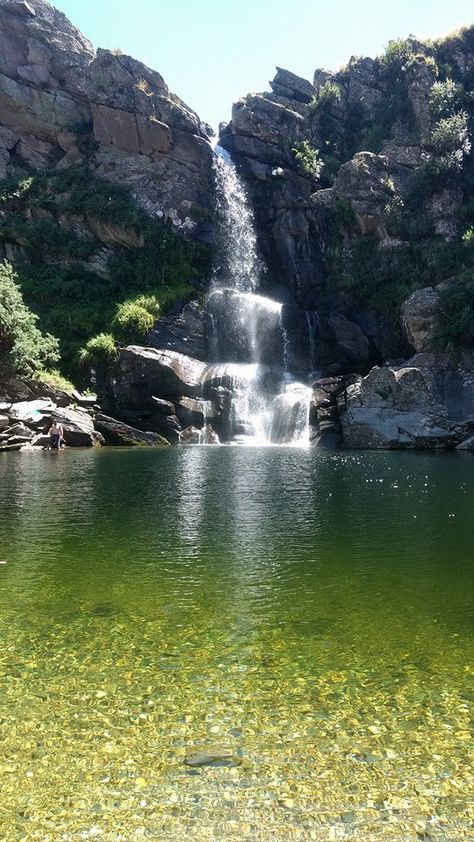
left=52, top=0, right=473, bottom=131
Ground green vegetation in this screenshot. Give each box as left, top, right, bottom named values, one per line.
left=112, top=294, right=162, bottom=344
left=78, top=333, right=118, bottom=366
left=428, top=111, right=471, bottom=170
left=325, top=226, right=474, bottom=338
left=0, top=167, right=210, bottom=378
left=309, top=80, right=342, bottom=110
left=292, top=141, right=324, bottom=179
left=0, top=260, right=59, bottom=376
left=33, top=368, right=75, bottom=393
left=435, top=281, right=474, bottom=349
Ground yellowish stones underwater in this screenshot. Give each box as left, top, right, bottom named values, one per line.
left=0, top=448, right=472, bottom=840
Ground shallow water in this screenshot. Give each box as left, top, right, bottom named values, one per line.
left=0, top=447, right=472, bottom=841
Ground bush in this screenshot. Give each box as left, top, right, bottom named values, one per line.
left=436, top=281, right=474, bottom=348
left=78, top=333, right=117, bottom=365
left=112, top=294, right=161, bottom=344
left=429, top=79, right=465, bottom=119
left=292, top=141, right=324, bottom=179
left=310, top=80, right=342, bottom=110
left=0, top=260, right=59, bottom=376
left=429, top=111, right=471, bottom=170
left=34, top=368, right=75, bottom=393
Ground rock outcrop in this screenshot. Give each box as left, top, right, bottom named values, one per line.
left=338, top=354, right=474, bottom=449
left=0, top=0, right=213, bottom=229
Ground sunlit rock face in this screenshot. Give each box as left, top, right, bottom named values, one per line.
left=0, top=0, right=214, bottom=230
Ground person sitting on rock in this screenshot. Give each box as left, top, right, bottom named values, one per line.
left=48, top=420, right=64, bottom=450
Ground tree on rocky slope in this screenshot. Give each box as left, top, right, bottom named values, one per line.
left=0, top=260, right=59, bottom=377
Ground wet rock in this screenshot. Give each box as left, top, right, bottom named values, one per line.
left=176, top=397, right=216, bottom=429
left=151, top=397, right=176, bottom=416
left=0, top=414, right=9, bottom=430
left=199, top=424, right=220, bottom=444
left=184, top=746, right=242, bottom=768
left=179, top=426, right=201, bottom=445
left=93, top=413, right=169, bottom=446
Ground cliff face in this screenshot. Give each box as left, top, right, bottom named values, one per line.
left=0, top=0, right=213, bottom=226
left=220, top=32, right=474, bottom=372
left=0, top=0, right=215, bottom=374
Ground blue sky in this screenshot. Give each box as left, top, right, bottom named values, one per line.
left=53, top=0, right=473, bottom=131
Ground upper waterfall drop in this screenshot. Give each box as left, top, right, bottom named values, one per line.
left=212, top=147, right=263, bottom=293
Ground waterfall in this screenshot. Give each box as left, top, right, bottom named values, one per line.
left=192, top=147, right=312, bottom=447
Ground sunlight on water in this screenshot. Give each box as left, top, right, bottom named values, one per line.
left=0, top=448, right=472, bottom=841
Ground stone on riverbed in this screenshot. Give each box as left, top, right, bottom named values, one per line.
left=0, top=415, right=9, bottom=430
left=184, top=746, right=242, bottom=768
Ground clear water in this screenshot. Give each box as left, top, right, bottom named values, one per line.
left=0, top=449, right=472, bottom=841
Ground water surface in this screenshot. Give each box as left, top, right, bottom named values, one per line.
left=0, top=448, right=472, bottom=841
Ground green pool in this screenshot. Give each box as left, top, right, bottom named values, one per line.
left=0, top=448, right=472, bottom=840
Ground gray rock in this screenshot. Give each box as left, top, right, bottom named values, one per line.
left=179, top=426, right=201, bottom=445
left=113, top=346, right=208, bottom=407
left=148, top=301, right=207, bottom=361
left=51, top=406, right=96, bottom=447
left=93, top=413, right=169, bottom=446
left=8, top=399, right=56, bottom=425
left=456, top=435, right=474, bottom=451
left=0, top=415, right=9, bottom=430
left=270, top=67, right=315, bottom=104
left=176, top=397, right=215, bottom=429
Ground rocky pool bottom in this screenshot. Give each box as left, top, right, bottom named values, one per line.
left=0, top=447, right=472, bottom=841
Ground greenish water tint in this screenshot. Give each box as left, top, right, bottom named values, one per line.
left=0, top=448, right=472, bottom=841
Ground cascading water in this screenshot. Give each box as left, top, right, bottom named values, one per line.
left=197, top=147, right=312, bottom=446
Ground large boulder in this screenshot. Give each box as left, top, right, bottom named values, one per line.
left=51, top=406, right=97, bottom=446
left=401, top=286, right=441, bottom=353
left=270, top=68, right=315, bottom=104
left=93, top=413, right=169, bottom=446
left=340, top=365, right=454, bottom=449
left=113, top=346, right=208, bottom=407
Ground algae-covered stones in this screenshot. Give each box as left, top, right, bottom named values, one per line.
left=184, top=746, right=242, bottom=768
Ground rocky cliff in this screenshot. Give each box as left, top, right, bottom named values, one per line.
left=220, top=33, right=474, bottom=374
left=0, top=0, right=213, bottom=372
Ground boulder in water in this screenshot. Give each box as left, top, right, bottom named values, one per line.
left=93, top=413, right=169, bottom=447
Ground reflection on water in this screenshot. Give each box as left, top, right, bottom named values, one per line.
left=0, top=448, right=472, bottom=841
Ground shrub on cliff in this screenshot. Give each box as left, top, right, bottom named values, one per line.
left=292, top=141, right=324, bottom=179
left=436, top=281, right=474, bottom=348
left=112, top=295, right=161, bottom=344
left=0, top=260, right=59, bottom=376
left=78, top=333, right=117, bottom=366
